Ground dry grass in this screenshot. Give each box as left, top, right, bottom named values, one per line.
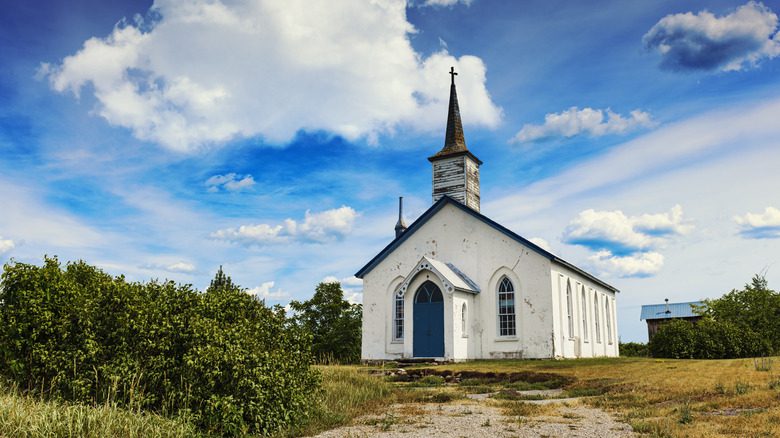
left=408, top=356, right=780, bottom=437
left=0, top=385, right=200, bottom=438
left=281, top=365, right=395, bottom=437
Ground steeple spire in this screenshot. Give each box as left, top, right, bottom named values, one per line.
left=430, top=66, right=469, bottom=159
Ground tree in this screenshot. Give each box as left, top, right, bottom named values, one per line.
left=290, top=281, right=362, bottom=363
left=701, top=274, right=780, bottom=354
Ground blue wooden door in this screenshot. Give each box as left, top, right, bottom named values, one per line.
left=413, top=281, right=444, bottom=358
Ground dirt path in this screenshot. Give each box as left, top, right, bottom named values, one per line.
left=311, top=397, right=636, bottom=438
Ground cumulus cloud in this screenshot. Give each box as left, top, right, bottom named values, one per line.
left=0, top=237, right=15, bottom=255
left=212, top=206, right=357, bottom=245
left=735, top=206, right=780, bottom=238
left=247, top=281, right=288, bottom=300
left=41, top=0, right=500, bottom=151
left=142, top=261, right=196, bottom=273
left=589, top=250, right=664, bottom=278
left=205, top=173, right=255, bottom=192
left=563, top=205, right=691, bottom=254
left=512, top=107, right=653, bottom=143
left=563, top=206, right=690, bottom=278
left=643, top=1, right=780, bottom=72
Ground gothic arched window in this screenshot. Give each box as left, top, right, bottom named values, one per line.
left=581, top=286, right=588, bottom=341
left=498, top=277, right=516, bottom=337
left=606, top=299, right=613, bottom=344
left=393, top=293, right=404, bottom=341
left=594, top=294, right=601, bottom=343
left=566, top=280, right=574, bottom=339
left=461, top=303, right=468, bottom=338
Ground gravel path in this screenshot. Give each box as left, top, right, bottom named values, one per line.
left=310, top=397, right=636, bottom=438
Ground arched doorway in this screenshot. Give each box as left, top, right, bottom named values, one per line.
left=413, top=280, right=444, bottom=358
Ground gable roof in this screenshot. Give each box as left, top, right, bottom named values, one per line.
left=396, top=256, right=480, bottom=296
left=355, top=196, right=619, bottom=292
left=640, top=301, right=704, bottom=320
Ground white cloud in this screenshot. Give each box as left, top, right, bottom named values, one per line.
left=643, top=1, right=780, bottom=72
left=562, top=205, right=691, bottom=254
left=247, top=281, right=288, bottom=301
left=512, top=107, right=654, bottom=143
left=141, top=260, right=196, bottom=273
left=589, top=250, right=664, bottom=278
left=735, top=206, right=780, bottom=238
left=211, top=206, right=358, bottom=245
left=43, top=0, right=500, bottom=151
left=205, top=173, right=255, bottom=192
left=0, top=238, right=15, bottom=255
left=528, top=237, right=553, bottom=253
left=164, top=261, right=196, bottom=273
left=321, top=275, right=363, bottom=287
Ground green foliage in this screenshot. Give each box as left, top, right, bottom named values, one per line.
left=650, top=275, right=777, bottom=359
left=648, top=319, right=696, bottom=359
left=289, top=282, right=362, bottom=364
left=0, top=258, right=320, bottom=436
left=619, top=342, right=649, bottom=357
left=701, top=275, right=780, bottom=354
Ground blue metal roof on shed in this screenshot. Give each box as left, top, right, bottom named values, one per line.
left=640, top=301, right=704, bottom=320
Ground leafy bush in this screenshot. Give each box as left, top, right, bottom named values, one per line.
left=648, top=319, right=696, bottom=359
left=290, top=281, right=361, bottom=364
left=702, top=275, right=780, bottom=354
left=0, top=258, right=320, bottom=436
left=619, top=342, right=648, bottom=357
left=649, top=317, right=770, bottom=359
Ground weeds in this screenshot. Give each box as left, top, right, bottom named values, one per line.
left=735, top=381, right=751, bottom=395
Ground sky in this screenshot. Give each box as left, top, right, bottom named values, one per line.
left=2, top=0, right=780, bottom=342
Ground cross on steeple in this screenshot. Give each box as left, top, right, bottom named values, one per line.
left=449, top=66, right=457, bottom=85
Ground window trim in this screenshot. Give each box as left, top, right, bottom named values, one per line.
left=606, top=298, right=613, bottom=345
left=497, top=276, right=517, bottom=338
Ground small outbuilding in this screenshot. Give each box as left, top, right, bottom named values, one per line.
left=640, top=299, right=704, bottom=341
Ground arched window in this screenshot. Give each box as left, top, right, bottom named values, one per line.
left=566, top=280, right=574, bottom=338
left=498, top=277, right=516, bottom=337
left=594, top=294, right=601, bottom=343
left=606, top=299, right=613, bottom=344
left=581, top=286, right=588, bottom=341
left=461, top=303, right=468, bottom=338
left=393, top=293, right=404, bottom=341
left=415, top=281, right=443, bottom=303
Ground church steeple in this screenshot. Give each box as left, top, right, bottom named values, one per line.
left=428, top=67, right=482, bottom=212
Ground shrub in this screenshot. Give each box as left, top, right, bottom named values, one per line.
left=649, top=319, right=696, bottom=359
left=0, top=258, right=320, bottom=436
left=619, top=342, right=648, bottom=357
left=649, top=317, right=771, bottom=360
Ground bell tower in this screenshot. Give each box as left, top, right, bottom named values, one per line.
left=428, top=67, right=481, bottom=212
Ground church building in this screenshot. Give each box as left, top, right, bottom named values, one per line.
left=356, top=69, right=620, bottom=360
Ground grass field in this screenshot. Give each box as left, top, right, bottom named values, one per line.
left=3, top=358, right=779, bottom=437
left=397, top=356, right=780, bottom=437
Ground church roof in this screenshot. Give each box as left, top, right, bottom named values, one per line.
left=355, top=195, right=619, bottom=293
left=428, top=69, right=482, bottom=165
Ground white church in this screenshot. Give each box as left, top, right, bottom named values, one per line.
left=356, top=70, right=620, bottom=360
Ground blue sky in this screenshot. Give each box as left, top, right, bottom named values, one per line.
left=2, top=0, right=780, bottom=342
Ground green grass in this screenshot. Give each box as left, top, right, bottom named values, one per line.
left=0, top=385, right=201, bottom=438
